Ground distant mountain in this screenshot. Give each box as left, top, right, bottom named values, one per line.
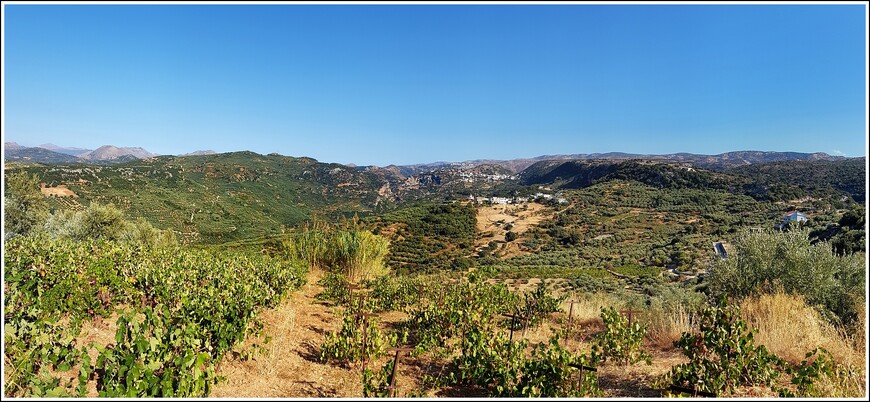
left=408, top=151, right=848, bottom=174
left=181, top=150, right=217, bottom=156
left=5, top=142, right=25, bottom=150
left=38, top=143, right=92, bottom=156
left=4, top=146, right=84, bottom=164
left=80, top=145, right=156, bottom=161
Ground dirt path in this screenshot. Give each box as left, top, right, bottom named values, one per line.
left=211, top=269, right=361, bottom=397
left=209, top=268, right=690, bottom=398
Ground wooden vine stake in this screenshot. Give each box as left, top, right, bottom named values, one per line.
left=354, top=311, right=377, bottom=375
left=385, top=347, right=414, bottom=397
left=619, top=309, right=638, bottom=326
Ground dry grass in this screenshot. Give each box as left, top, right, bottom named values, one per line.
left=739, top=291, right=866, bottom=398
left=801, top=363, right=867, bottom=398
left=474, top=203, right=553, bottom=258
left=597, top=349, right=687, bottom=397
left=643, top=305, right=697, bottom=350
left=561, top=291, right=624, bottom=325
left=740, top=292, right=863, bottom=368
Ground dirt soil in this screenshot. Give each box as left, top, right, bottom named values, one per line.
left=475, top=203, right=553, bottom=258
left=207, top=267, right=691, bottom=398
left=36, top=267, right=751, bottom=399
left=211, top=269, right=362, bottom=397
left=40, top=184, right=77, bottom=197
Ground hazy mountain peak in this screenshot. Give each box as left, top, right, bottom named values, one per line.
left=38, top=143, right=92, bottom=156
left=181, top=150, right=217, bottom=156
left=80, top=145, right=156, bottom=161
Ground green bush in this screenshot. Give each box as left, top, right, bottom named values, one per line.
left=521, top=281, right=567, bottom=328
left=3, top=172, right=49, bottom=237
left=320, top=311, right=391, bottom=364
left=664, top=297, right=787, bottom=396
left=707, top=228, right=865, bottom=326
left=362, top=360, right=395, bottom=397
left=284, top=222, right=389, bottom=282
left=449, top=323, right=600, bottom=397
left=42, top=203, right=176, bottom=248
left=591, top=307, right=651, bottom=366
left=660, top=299, right=862, bottom=397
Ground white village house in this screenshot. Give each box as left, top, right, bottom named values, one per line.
left=776, top=211, right=809, bottom=230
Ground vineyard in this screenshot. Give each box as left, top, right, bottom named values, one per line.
left=3, top=235, right=307, bottom=397
left=292, top=264, right=863, bottom=398
left=5, top=237, right=864, bottom=397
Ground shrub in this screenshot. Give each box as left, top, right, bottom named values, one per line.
left=450, top=325, right=599, bottom=397
left=362, top=360, right=395, bottom=397
left=591, top=307, right=651, bottom=366
left=3, top=172, right=49, bottom=237
left=284, top=222, right=390, bottom=282
left=664, top=297, right=787, bottom=396
left=315, top=272, right=351, bottom=305
left=707, top=228, right=864, bottom=326
left=521, top=281, right=567, bottom=328
left=42, top=203, right=176, bottom=248
left=511, top=335, right=600, bottom=397
left=328, top=229, right=390, bottom=282
left=320, top=311, right=391, bottom=364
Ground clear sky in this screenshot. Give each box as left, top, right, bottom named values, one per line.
left=3, top=3, right=867, bottom=166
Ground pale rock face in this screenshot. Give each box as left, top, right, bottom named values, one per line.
left=80, top=145, right=157, bottom=161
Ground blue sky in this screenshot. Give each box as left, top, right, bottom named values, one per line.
left=3, top=4, right=867, bottom=166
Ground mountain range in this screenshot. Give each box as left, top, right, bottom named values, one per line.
left=38, top=143, right=92, bottom=156
left=393, top=151, right=847, bottom=174
left=4, top=143, right=161, bottom=164
left=2, top=141, right=852, bottom=174
left=7, top=145, right=863, bottom=244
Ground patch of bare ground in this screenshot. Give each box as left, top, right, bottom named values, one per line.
left=210, top=270, right=417, bottom=398
left=210, top=268, right=361, bottom=397
left=40, top=183, right=78, bottom=197
left=597, top=349, right=687, bottom=397
left=475, top=203, right=553, bottom=258
left=376, top=222, right=406, bottom=242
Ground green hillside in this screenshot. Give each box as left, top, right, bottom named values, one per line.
left=7, top=152, right=864, bottom=256
left=367, top=202, right=477, bottom=275
left=10, top=152, right=409, bottom=243
left=520, top=158, right=865, bottom=204
left=492, top=180, right=781, bottom=277
left=728, top=157, right=866, bottom=203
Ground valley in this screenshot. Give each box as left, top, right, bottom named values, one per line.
left=2, top=149, right=867, bottom=398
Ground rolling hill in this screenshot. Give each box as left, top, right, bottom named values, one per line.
left=38, top=143, right=92, bottom=156
left=5, top=149, right=864, bottom=246
left=518, top=158, right=865, bottom=204
left=9, top=151, right=513, bottom=243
